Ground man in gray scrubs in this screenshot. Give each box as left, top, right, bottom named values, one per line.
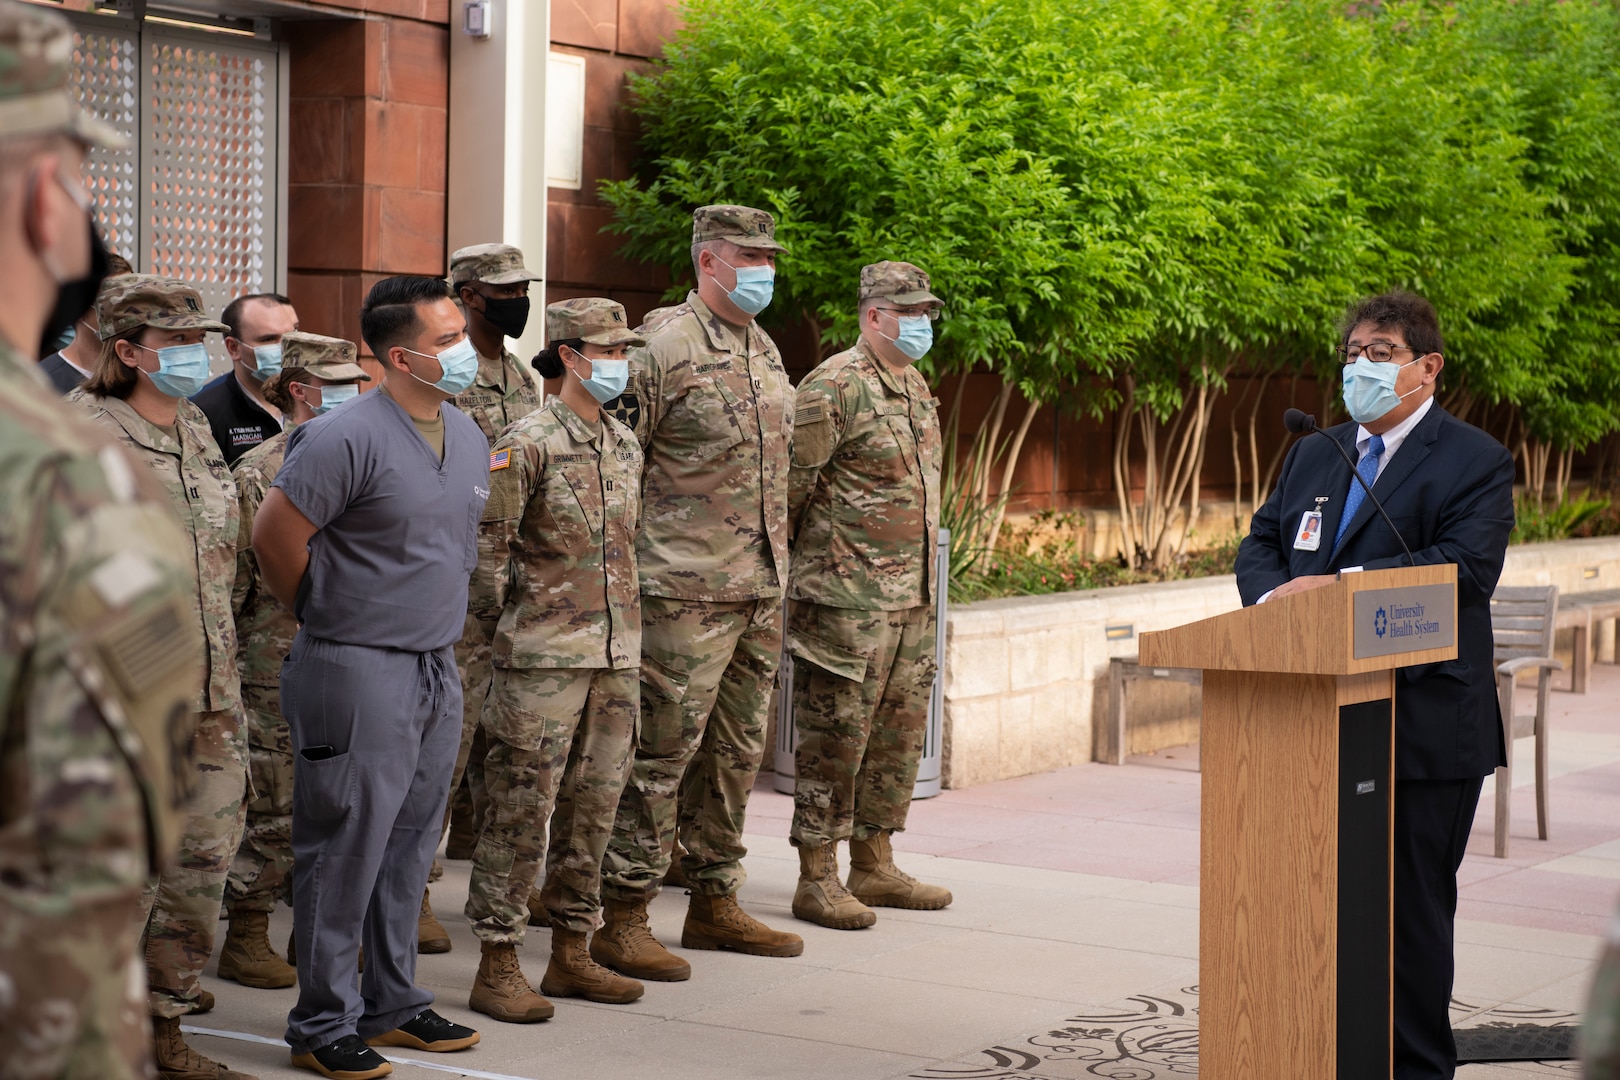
left=252, top=275, right=491, bottom=1080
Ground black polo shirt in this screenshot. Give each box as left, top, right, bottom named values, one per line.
left=191, top=369, right=282, bottom=465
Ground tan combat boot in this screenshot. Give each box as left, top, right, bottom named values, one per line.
left=218, top=909, right=296, bottom=989
left=682, top=893, right=805, bottom=956
left=792, top=842, right=876, bottom=930
left=540, top=927, right=645, bottom=1003
left=848, top=831, right=953, bottom=909
left=590, top=898, right=691, bottom=981
left=468, top=941, right=554, bottom=1023
left=153, top=1015, right=260, bottom=1079
left=525, top=888, right=550, bottom=928
left=418, top=889, right=451, bottom=953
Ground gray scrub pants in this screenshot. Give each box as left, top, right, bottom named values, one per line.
left=280, top=632, right=461, bottom=1054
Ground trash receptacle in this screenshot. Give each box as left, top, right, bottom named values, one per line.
left=773, top=527, right=949, bottom=799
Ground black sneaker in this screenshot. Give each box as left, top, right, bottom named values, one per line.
left=365, top=1009, right=481, bottom=1053
left=291, top=1034, right=392, bottom=1079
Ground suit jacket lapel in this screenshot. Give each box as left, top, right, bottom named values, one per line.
left=1310, top=424, right=1358, bottom=571
left=1331, top=403, right=1445, bottom=558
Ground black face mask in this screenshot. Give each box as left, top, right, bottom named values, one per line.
left=40, top=221, right=110, bottom=360
left=478, top=294, right=530, bottom=339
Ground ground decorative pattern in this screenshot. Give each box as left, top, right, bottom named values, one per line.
left=909, top=987, right=1580, bottom=1079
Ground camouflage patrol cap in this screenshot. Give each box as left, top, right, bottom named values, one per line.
left=449, top=243, right=542, bottom=288
left=0, top=1, right=127, bottom=149
left=692, top=204, right=788, bottom=253
left=858, top=261, right=943, bottom=308
left=281, top=331, right=370, bottom=382
left=547, top=297, right=646, bottom=348
left=96, top=274, right=229, bottom=338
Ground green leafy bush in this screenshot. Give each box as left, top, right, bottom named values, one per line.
left=1513, top=496, right=1614, bottom=544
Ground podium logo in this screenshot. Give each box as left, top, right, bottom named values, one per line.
left=1374, top=607, right=1388, bottom=638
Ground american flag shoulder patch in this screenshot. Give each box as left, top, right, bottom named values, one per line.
left=490, top=449, right=511, bottom=471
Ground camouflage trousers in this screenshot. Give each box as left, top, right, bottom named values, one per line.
left=602, top=596, right=783, bottom=901
left=435, top=613, right=493, bottom=884
left=465, top=666, right=637, bottom=939
left=225, top=683, right=293, bottom=914
left=789, top=603, right=936, bottom=847
left=139, top=706, right=249, bottom=1018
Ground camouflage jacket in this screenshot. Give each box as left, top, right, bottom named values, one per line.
left=788, top=340, right=942, bottom=610
left=73, top=392, right=242, bottom=714
left=231, top=428, right=293, bottom=688
left=0, top=343, right=202, bottom=902
left=454, top=347, right=541, bottom=449
left=471, top=397, right=642, bottom=670
left=619, top=291, right=792, bottom=602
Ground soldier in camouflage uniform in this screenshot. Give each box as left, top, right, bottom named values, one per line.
left=73, top=276, right=258, bottom=1080
left=596, top=205, right=804, bottom=980
left=222, top=333, right=370, bottom=992
left=464, top=298, right=647, bottom=1022
left=786, top=262, right=952, bottom=930
left=0, top=8, right=205, bottom=1077
left=428, top=243, right=546, bottom=950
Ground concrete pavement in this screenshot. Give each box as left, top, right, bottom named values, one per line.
left=183, top=663, right=1620, bottom=1079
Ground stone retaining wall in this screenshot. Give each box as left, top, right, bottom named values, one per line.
left=940, top=536, right=1620, bottom=789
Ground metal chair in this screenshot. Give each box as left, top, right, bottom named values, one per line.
left=1488, top=585, right=1561, bottom=858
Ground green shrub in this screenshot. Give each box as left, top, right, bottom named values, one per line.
left=1512, top=496, right=1613, bottom=544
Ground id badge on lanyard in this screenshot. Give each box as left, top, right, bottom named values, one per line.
left=1294, top=510, right=1323, bottom=551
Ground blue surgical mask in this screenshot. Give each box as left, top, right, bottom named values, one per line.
left=250, top=342, right=282, bottom=380
left=575, top=356, right=629, bottom=404
left=404, top=336, right=479, bottom=396
left=310, top=383, right=359, bottom=415
left=139, top=342, right=212, bottom=398
left=882, top=315, right=934, bottom=361
left=1342, top=356, right=1420, bottom=424
left=714, top=257, right=775, bottom=316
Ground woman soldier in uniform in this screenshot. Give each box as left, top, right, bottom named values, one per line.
left=73, top=275, right=255, bottom=1080
left=464, top=297, right=647, bottom=1022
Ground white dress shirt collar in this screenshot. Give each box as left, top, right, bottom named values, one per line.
left=1355, top=394, right=1434, bottom=480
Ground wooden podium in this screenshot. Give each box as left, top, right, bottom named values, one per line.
left=1139, top=564, right=1459, bottom=1079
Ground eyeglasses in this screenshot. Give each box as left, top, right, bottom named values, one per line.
left=876, top=307, right=941, bottom=322
left=1334, top=342, right=1418, bottom=365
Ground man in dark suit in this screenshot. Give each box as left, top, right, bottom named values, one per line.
left=1235, top=289, right=1515, bottom=1080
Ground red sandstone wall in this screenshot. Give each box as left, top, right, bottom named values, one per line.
left=283, top=4, right=450, bottom=382
left=546, top=0, right=678, bottom=325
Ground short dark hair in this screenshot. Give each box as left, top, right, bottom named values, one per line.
left=531, top=338, right=583, bottom=380
left=1337, top=289, right=1444, bottom=357
left=221, top=292, right=292, bottom=342
left=361, top=276, right=453, bottom=362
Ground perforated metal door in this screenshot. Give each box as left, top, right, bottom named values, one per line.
left=65, top=13, right=283, bottom=357
left=143, top=29, right=280, bottom=325
left=71, top=22, right=140, bottom=259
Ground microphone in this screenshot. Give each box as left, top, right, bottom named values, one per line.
left=1282, top=409, right=1414, bottom=566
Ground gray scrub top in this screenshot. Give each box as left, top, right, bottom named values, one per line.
left=274, top=387, right=491, bottom=653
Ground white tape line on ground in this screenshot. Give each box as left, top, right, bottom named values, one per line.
left=181, top=1025, right=541, bottom=1080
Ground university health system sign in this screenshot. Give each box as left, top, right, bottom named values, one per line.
left=1351, top=583, right=1456, bottom=660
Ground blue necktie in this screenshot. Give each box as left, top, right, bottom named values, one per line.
left=1333, top=433, right=1385, bottom=552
